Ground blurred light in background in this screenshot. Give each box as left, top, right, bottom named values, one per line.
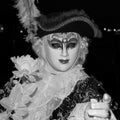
left=0, top=24, right=4, bottom=33
left=103, top=27, right=120, bottom=34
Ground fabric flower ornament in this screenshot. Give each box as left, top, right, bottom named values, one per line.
left=11, top=55, right=41, bottom=75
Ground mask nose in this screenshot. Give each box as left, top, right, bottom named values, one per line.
left=61, top=44, right=68, bottom=57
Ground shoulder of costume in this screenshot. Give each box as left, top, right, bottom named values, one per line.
left=72, top=75, right=106, bottom=102
left=73, top=75, right=120, bottom=119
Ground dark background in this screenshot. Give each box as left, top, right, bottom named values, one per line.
left=0, top=0, right=120, bottom=103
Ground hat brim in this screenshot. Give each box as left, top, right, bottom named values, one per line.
left=35, top=10, right=102, bottom=38
left=36, top=16, right=102, bottom=38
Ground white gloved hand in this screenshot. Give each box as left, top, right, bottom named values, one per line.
left=85, top=93, right=111, bottom=120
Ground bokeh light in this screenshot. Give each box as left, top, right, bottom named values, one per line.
left=0, top=24, right=4, bottom=33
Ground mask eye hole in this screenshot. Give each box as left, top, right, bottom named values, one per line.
left=67, top=42, right=77, bottom=49
left=67, top=38, right=78, bottom=49
left=48, top=38, right=62, bottom=49
left=51, top=42, right=61, bottom=49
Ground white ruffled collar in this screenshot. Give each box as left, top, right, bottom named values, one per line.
left=43, top=62, right=88, bottom=88
left=43, top=63, right=89, bottom=99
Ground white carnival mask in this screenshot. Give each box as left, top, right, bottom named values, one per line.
left=42, top=32, right=81, bottom=72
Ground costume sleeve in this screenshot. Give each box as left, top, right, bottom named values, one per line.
left=76, top=75, right=120, bottom=120
left=48, top=76, right=120, bottom=120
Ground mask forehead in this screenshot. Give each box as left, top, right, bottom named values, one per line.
left=49, top=32, right=79, bottom=42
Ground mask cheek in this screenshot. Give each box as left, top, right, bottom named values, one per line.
left=70, top=47, right=80, bottom=65
left=45, top=47, right=58, bottom=67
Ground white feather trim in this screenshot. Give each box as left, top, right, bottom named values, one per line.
left=15, top=0, right=40, bottom=28
left=14, top=0, right=41, bottom=42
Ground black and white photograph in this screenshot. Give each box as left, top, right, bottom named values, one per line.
left=0, top=0, right=120, bottom=120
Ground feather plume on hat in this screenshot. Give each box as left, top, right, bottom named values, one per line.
left=14, top=0, right=40, bottom=42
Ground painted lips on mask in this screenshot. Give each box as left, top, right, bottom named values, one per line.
left=59, top=59, right=69, bottom=64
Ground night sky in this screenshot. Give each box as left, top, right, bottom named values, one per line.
left=0, top=0, right=120, bottom=104
left=1, top=1, right=120, bottom=26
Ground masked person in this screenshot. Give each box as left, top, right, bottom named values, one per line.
left=0, top=0, right=119, bottom=120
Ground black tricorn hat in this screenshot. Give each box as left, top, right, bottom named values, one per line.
left=15, top=0, right=102, bottom=43
left=35, top=9, right=102, bottom=39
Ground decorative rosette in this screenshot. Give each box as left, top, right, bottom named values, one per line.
left=11, top=55, right=43, bottom=77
